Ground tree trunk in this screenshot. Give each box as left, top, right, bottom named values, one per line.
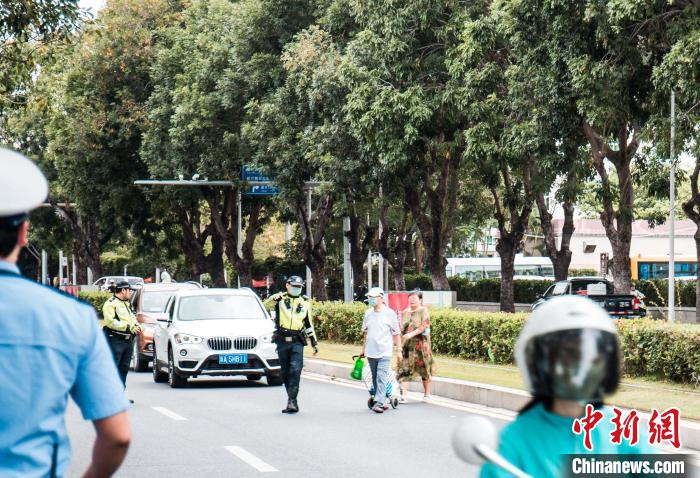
left=404, top=145, right=461, bottom=291
left=428, top=247, right=450, bottom=290
left=583, top=122, right=638, bottom=294
left=497, top=239, right=517, bottom=313
left=489, top=158, right=535, bottom=312
left=536, top=190, right=575, bottom=282
left=71, top=246, right=88, bottom=284
left=297, top=193, right=334, bottom=300
left=682, top=160, right=700, bottom=322
left=208, top=190, right=265, bottom=288
left=310, top=248, right=328, bottom=301
left=377, top=204, right=411, bottom=292
left=53, top=206, right=105, bottom=280
left=347, top=212, right=375, bottom=292
left=414, top=235, right=424, bottom=273
left=207, top=233, right=227, bottom=287
left=392, top=268, right=406, bottom=290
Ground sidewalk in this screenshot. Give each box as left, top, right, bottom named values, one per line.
left=305, top=341, right=700, bottom=451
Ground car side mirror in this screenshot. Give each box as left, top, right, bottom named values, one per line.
left=536, top=294, right=543, bottom=300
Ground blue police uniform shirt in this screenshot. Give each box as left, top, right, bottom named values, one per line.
left=0, top=261, right=129, bottom=477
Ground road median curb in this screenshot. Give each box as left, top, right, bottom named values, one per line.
left=304, top=358, right=700, bottom=452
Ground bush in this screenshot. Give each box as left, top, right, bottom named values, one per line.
left=312, top=302, right=700, bottom=384
left=634, top=280, right=697, bottom=307
left=79, top=291, right=111, bottom=313
left=569, top=268, right=599, bottom=277
left=404, top=275, right=552, bottom=303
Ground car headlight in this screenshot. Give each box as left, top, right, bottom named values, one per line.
left=261, top=333, right=274, bottom=343
left=174, top=333, right=203, bottom=345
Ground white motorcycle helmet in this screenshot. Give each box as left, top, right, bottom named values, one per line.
left=515, top=296, right=620, bottom=402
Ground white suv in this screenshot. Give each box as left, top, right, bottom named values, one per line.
left=152, top=288, right=282, bottom=388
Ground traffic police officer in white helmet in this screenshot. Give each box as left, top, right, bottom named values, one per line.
left=0, top=148, right=131, bottom=477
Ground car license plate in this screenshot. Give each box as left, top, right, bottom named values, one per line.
left=218, top=353, right=248, bottom=365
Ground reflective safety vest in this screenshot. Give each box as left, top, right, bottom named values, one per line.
left=101, top=296, right=138, bottom=332
left=265, top=292, right=312, bottom=331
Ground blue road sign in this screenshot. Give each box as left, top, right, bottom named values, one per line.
left=242, top=165, right=279, bottom=196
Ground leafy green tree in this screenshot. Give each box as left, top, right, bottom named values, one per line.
left=40, top=0, right=183, bottom=279
left=342, top=0, right=480, bottom=291
left=0, top=0, right=81, bottom=119
left=246, top=26, right=350, bottom=299
left=144, top=0, right=321, bottom=286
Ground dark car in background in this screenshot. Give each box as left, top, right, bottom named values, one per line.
left=130, top=282, right=202, bottom=371
left=532, top=277, right=646, bottom=318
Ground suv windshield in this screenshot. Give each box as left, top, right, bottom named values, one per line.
left=178, top=295, right=266, bottom=321
left=142, top=291, right=176, bottom=313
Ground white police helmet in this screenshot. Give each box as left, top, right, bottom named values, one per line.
left=515, top=296, right=620, bottom=402
left=0, top=148, right=48, bottom=218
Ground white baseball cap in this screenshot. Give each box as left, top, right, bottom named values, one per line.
left=0, top=148, right=48, bottom=218
left=366, top=287, right=385, bottom=298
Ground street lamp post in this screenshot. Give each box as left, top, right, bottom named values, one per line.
left=669, top=91, right=676, bottom=323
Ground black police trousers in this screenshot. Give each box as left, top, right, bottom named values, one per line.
left=105, top=331, right=134, bottom=387
left=276, top=340, right=304, bottom=400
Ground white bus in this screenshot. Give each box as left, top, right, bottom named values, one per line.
left=446, top=255, right=554, bottom=281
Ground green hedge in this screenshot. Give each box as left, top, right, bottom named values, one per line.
left=313, top=302, right=700, bottom=385
left=79, top=291, right=111, bottom=313
left=404, top=274, right=552, bottom=303
left=634, top=279, right=696, bottom=308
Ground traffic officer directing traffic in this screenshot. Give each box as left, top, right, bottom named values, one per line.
left=264, top=275, right=318, bottom=413
left=0, top=148, right=131, bottom=477
left=103, top=280, right=142, bottom=392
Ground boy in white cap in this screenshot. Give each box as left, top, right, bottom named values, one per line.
left=361, top=287, right=401, bottom=413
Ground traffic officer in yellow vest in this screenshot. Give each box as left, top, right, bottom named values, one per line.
left=103, top=280, right=142, bottom=395
left=264, top=275, right=318, bottom=413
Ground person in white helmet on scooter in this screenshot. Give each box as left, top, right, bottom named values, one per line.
left=480, top=296, right=653, bottom=478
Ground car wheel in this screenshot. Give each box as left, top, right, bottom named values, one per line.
left=246, top=374, right=262, bottom=381
left=152, top=349, right=167, bottom=383
left=168, top=348, right=187, bottom=388
left=132, top=341, right=149, bottom=373
left=266, top=374, right=283, bottom=386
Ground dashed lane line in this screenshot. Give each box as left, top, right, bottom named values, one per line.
left=152, top=406, right=187, bottom=421
left=225, top=446, right=278, bottom=473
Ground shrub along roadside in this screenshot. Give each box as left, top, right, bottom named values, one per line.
left=405, top=275, right=699, bottom=307
left=78, top=292, right=700, bottom=385
left=313, top=301, right=700, bottom=385
left=404, top=274, right=552, bottom=303
left=79, top=291, right=111, bottom=313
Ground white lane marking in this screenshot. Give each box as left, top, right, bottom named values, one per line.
left=225, top=446, right=278, bottom=473
left=302, top=372, right=700, bottom=457
left=152, top=406, right=187, bottom=421
left=302, top=372, right=516, bottom=421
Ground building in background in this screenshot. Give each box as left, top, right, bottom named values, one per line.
left=549, top=218, right=697, bottom=277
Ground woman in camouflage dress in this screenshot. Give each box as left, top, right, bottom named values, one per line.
left=397, top=290, right=433, bottom=401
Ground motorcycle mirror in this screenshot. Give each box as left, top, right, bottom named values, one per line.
left=452, top=416, right=497, bottom=465
left=452, top=416, right=533, bottom=478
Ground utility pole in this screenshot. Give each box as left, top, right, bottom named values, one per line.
left=41, top=250, right=47, bottom=285
left=58, top=250, right=64, bottom=285
left=378, top=186, right=384, bottom=291
left=343, top=216, right=353, bottom=302
left=668, top=90, right=676, bottom=323
left=306, top=188, right=312, bottom=297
